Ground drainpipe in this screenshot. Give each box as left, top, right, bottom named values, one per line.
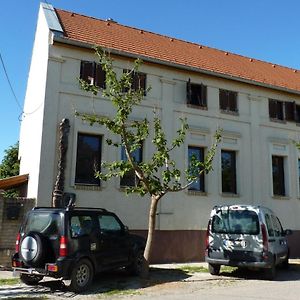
left=52, top=118, right=70, bottom=207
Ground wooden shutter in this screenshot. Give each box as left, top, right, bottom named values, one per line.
left=219, top=89, right=227, bottom=110
left=269, top=99, right=277, bottom=118
left=228, top=91, right=237, bottom=112
left=137, top=72, right=147, bottom=95
left=80, top=61, right=94, bottom=85
left=201, top=85, right=207, bottom=107
left=285, top=101, right=295, bottom=121
left=186, top=79, right=192, bottom=104
left=95, top=64, right=106, bottom=88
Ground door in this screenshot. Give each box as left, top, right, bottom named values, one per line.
left=271, top=215, right=288, bottom=262
left=96, top=213, right=130, bottom=267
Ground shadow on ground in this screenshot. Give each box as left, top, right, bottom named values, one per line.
left=219, top=263, right=300, bottom=282
left=0, top=267, right=191, bottom=298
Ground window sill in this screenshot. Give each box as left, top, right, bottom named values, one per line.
left=187, top=104, right=208, bottom=110
left=74, top=185, right=102, bottom=191
left=187, top=190, right=207, bottom=196
left=221, top=193, right=240, bottom=198
left=272, top=195, right=290, bottom=200
left=220, top=109, right=239, bottom=116
left=269, top=118, right=286, bottom=124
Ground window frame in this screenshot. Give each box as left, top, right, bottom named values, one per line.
left=188, top=146, right=205, bottom=192
left=75, top=133, right=102, bottom=186
left=219, top=89, right=238, bottom=113
left=272, top=155, right=286, bottom=196
left=120, top=144, right=143, bottom=187
left=123, top=69, right=147, bottom=96
left=221, top=150, right=237, bottom=194
left=80, top=61, right=106, bottom=88
left=186, top=80, right=207, bottom=108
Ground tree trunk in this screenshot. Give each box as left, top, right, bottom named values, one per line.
left=141, top=195, right=160, bottom=278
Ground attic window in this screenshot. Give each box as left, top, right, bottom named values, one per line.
left=269, top=99, right=300, bottom=122
left=186, top=79, right=207, bottom=108
left=123, top=70, right=147, bottom=95
left=80, top=61, right=106, bottom=89
left=219, top=89, right=238, bottom=113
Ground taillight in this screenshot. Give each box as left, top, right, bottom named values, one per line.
left=261, top=224, right=268, bottom=259
left=59, top=236, right=68, bottom=257
left=15, top=233, right=21, bottom=253
left=205, top=220, right=211, bottom=255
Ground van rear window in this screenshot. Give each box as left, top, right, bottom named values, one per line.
left=212, top=209, right=259, bottom=235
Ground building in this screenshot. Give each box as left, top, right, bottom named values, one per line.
left=19, top=3, right=300, bottom=262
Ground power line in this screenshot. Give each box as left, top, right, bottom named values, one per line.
left=0, top=52, right=23, bottom=112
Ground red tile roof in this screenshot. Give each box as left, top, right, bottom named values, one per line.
left=55, top=9, right=300, bottom=94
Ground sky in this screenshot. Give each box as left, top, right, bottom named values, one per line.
left=1, top=0, right=300, bottom=163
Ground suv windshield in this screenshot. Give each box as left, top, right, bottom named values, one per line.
left=212, top=209, right=259, bottom=235
left=23, top=212, right=62, bottom=237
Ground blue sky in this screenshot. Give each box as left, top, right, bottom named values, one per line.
left=1, top=0, right=300, bottom=163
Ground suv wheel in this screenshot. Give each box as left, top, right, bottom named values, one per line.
left=208, top=263, right=221, bottom=275
left=20, top=274, right=43, bottom=286
left=127, top=249, right=144, bottom=276
left=20, top=232, right=48, bottom=267
left=69, top=259, right=94, bottom=293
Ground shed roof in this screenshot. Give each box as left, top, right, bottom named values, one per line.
left=0, top=174, right=29, bottom=190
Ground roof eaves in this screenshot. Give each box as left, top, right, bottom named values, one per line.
left=53, top=35, right=300, bottom=97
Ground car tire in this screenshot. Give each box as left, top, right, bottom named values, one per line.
left=69, top=259, right=94, bottom=293
left=20, top=273, right=43, bottom=286
left=208, top=263, right=221, bottom=275
left=127, top=249, right=144, bottom=276
left=265, top=259, right=276, bottom=280
left=19, top=232, right=48, bottom=267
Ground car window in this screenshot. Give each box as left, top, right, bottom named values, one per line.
left=70, top=215, right=93, bottom=238
left=271, top=215, right=283, bottom=237
left=24, top=212, right=60, bottom=237
left=98, top=215, right=122, bottom=233
left=212, top=209, right=259, bottom=235
left=265, top=214, right=274, bottom=237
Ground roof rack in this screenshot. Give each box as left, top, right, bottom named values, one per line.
left=66, top=207, right=108, bottom=212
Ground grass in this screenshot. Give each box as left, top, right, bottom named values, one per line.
left=177, top=265, right=237, bottom=274
left=99, top=288, right=141, bottom=297
left=0, top=278, right=20, bottom=285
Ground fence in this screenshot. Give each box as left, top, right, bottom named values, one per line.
left=0, top=195, right=35, bottom=267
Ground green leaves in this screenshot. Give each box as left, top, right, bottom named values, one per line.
left=78, top=47, right=221, bottom=197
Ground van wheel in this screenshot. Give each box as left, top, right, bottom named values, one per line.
left=20, top=274, right=43, bottom=286
left=265, top=261, right=276, bottom=280
left=281, top=252, right=289, bottom=269
left=69, top=259, right=94, bottom=293
left=126, top=249, right=144, bottom=276
left=208, top=263, right=220, bottom=275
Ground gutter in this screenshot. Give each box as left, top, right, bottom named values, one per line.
left=52, top=35, right=300, bottom=97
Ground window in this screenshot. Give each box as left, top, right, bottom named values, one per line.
left=272, top=155, right=285, bottom=196
left=188, top=146, right=205, bottom=191
left=123, top=70, right=147, bottom=95
left=80, top=61, right=106, bottom=88
left=75, top=133, right=102, bottom=185
left=268, top=99, right=284, bottom=121
left=265, top=214, right=274, bottom=237
left=221, top=150, right=237, bottom=194
left=70, top=215, right=93, bottom=238
left=120, top=145, right=143, bottom=187
left=268, top=99, right=300, bottom=122
left=219, top=89, right=238, bottom=112
left=98, top=215, right=122, bottom=233
left=186, top=80, right=207, bottom=107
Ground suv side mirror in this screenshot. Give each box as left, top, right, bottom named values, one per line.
left=284, top=229, right=293, bottom=236
left=124, top=226, right=129, bottom=234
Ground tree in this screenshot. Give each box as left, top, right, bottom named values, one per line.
left=79, top=47, right=221, bottom=276
left=0, top=142, right=20, bottom=197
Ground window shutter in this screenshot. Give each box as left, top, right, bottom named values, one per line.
left=269, top=99, right=277, bottom=118
left=219, top=89, right=227, bottom=110
left=201, top=84, right=207, bottom=106
left=138, top=73, right=147, bottom=95
left=80, top=61, right=94, bottom=85
left=228, top=91, right=237, bottom=112
left=95, top=64, right=106, bottom=88
left=187, top=79, right=192, bottom=104
left=285, top=101, right=295, bottom=121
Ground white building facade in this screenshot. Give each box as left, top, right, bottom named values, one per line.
left=19, top=3, right=300, bottom=262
